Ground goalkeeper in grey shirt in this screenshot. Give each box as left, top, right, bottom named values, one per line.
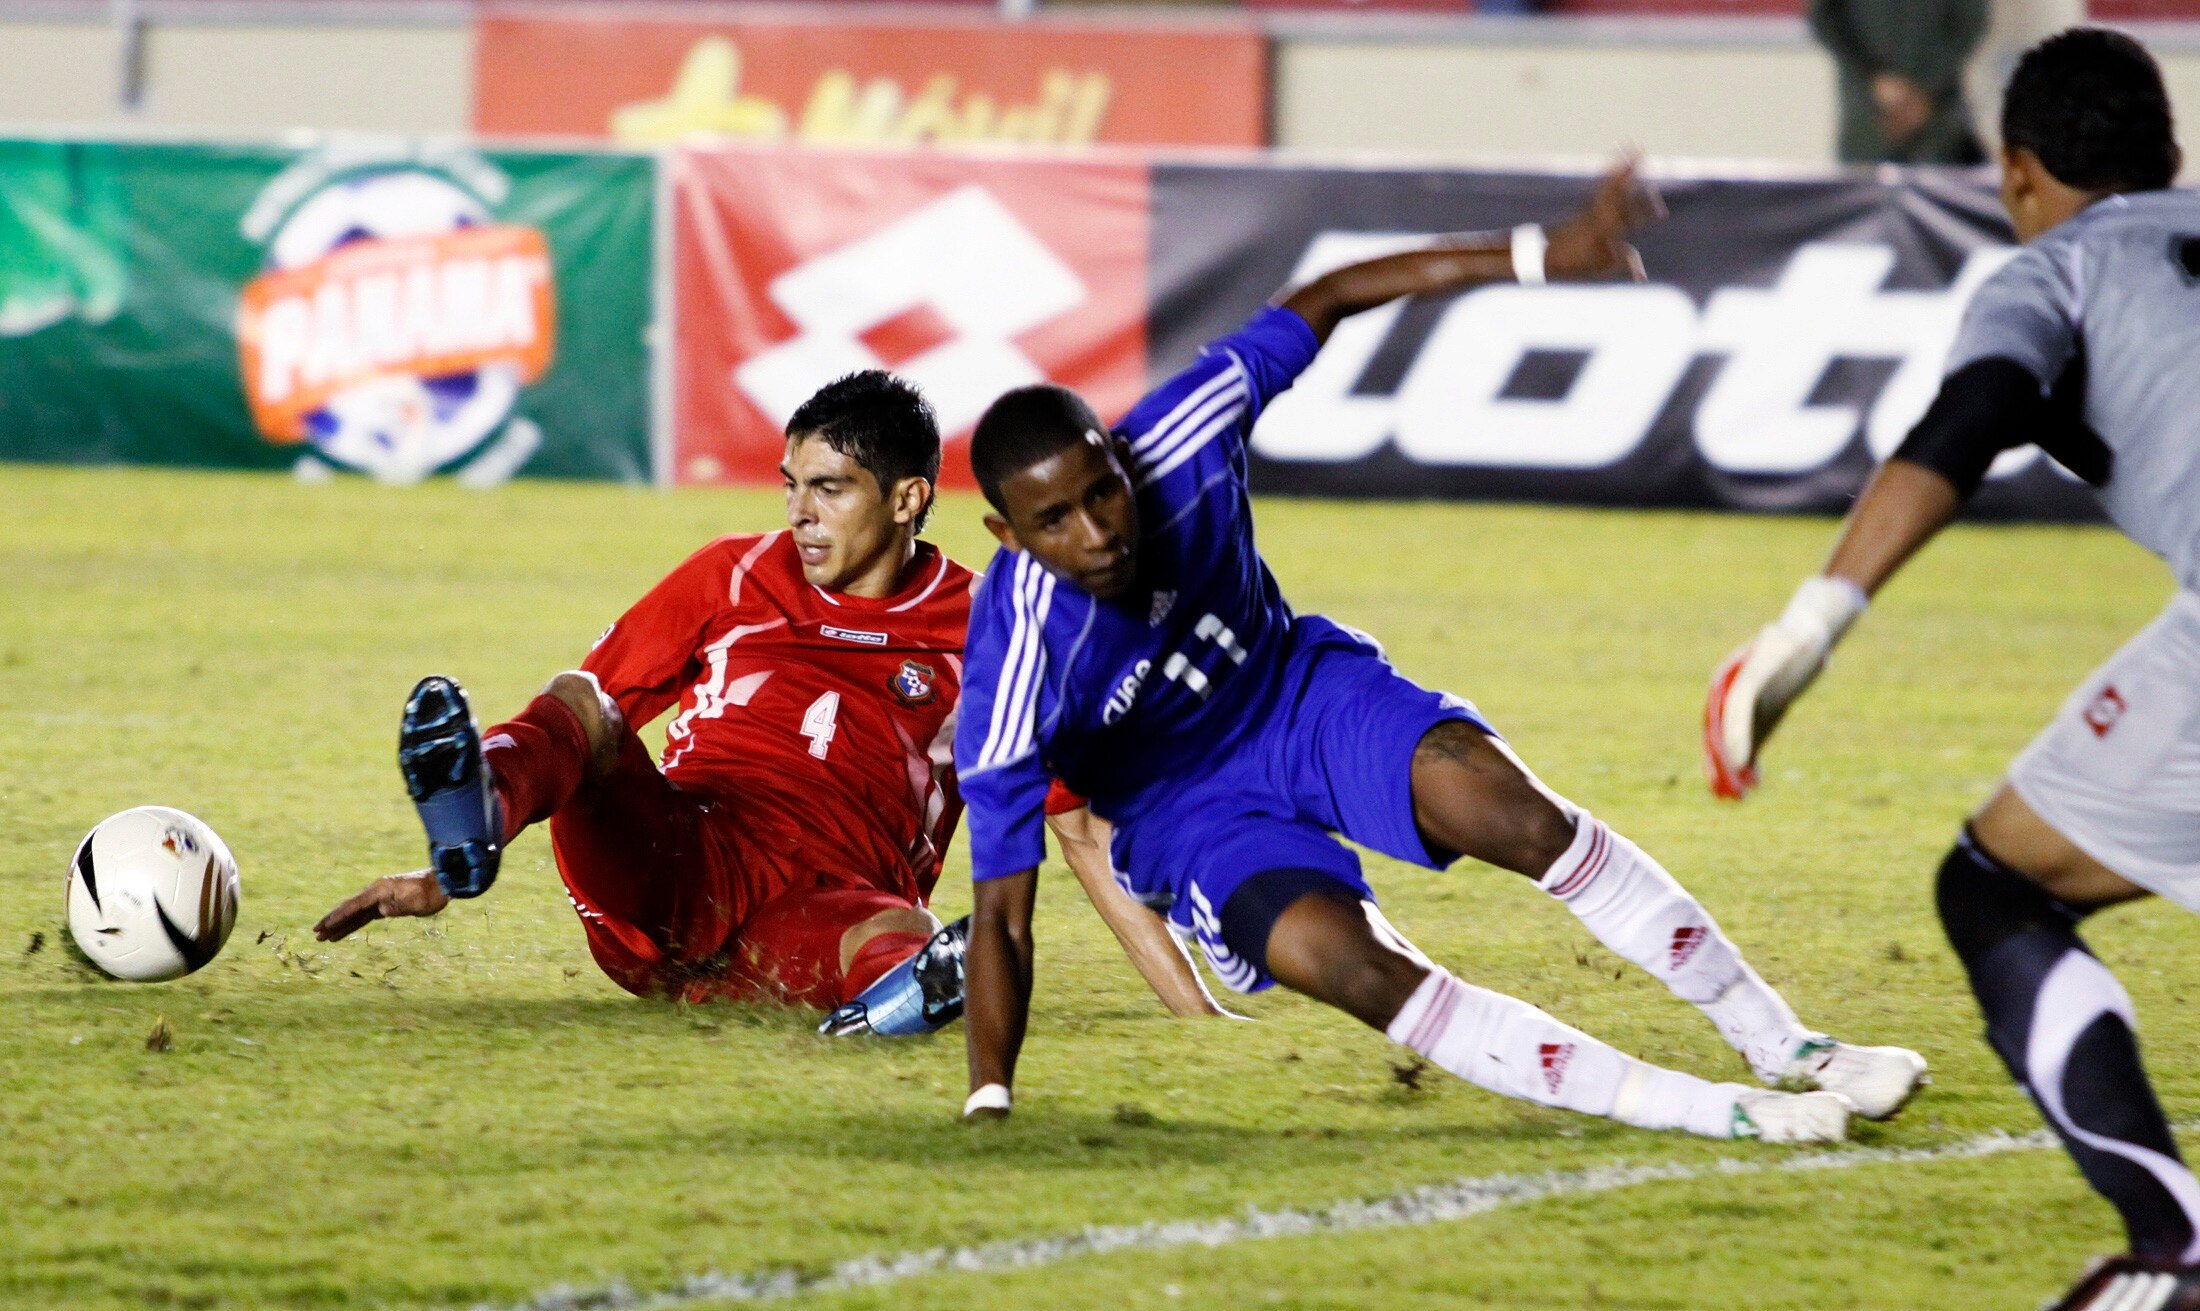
left=1707, top=28, right=2200, bottom=1311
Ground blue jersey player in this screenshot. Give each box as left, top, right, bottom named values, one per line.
left=953, top=162, right=1926, bottom=1142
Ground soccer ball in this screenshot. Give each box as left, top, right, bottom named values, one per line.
left=65, top=807, right=240, bottom=982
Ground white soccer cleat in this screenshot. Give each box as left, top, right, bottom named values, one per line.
left=1732, top=1088, right=1852, bottom=1144
left=1781, top=1038, right=1929, bottom=1121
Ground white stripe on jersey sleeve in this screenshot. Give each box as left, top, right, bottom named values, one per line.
left=975, top=555, right=1037, bottom=771
left=1136, top=374, right=1249, bottom=479
left=991, top=568, right=1056, bottom=768
left=975, top=556, right=1055, bottom=772
left=726, top=530, right=785, bottom=606
left=1137, top=397, right=1248, bottom=489
left=1131, top=362, right=1247, bottom=457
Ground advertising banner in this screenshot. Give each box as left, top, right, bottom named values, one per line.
left=670, top=145, right=2085, bottom=518
left=1147, top=161, right=2092, bottom=520
left=475, top=9, right=1268, bottom=150
left=0, top=138, right=653, bottom=484
left=669, top=145, right=1149, bottom=487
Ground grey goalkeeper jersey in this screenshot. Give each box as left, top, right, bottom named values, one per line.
left=1946, top=189, right=2200, bottom=592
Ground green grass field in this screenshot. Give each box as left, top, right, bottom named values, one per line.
left=3, top=463, right=2191, bottom=1311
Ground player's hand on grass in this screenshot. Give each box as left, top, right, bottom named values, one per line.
left=313, top=870, right=451, bottom=941
left=1545, top=155, right=1664, bottom=284
left=1703, top=577, right=1867, bottom=800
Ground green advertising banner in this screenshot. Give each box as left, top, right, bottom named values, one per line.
left=0, top=138, right=655, bottom=484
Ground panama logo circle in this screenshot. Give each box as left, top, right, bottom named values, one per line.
left=235, top=151, right=557, bottom=484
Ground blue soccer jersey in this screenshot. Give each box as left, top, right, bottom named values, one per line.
left=958, top=305, right=1320, bottom=879
left=956, top=305, right=1487, bottom=984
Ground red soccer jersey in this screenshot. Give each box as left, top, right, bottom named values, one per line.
left=581, top=530, right=973, bottom=908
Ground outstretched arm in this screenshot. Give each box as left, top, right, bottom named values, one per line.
left=1704, top=356, right=2079, bottom=799
left=1821, top=459, right=1963, bottom=596
left=1701, top=459, right=1958, bottom=799
left=964, top=868, right=1038, bottom=1119
left=1280, top=158, right=1661, bottom=344
left=1049, top=808, right=1239, bottom=1019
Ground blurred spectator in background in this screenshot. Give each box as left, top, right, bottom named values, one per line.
left=1477, top=0, right=1545, bottom=13
left=1811, top=0, right=1988, bottom=165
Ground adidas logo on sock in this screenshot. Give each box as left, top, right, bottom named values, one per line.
left=1539, top=1041, right=1574, bottom=1094
left=1669, top=925, right=1708, bottom=969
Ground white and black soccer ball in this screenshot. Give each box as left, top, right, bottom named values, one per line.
left=65, top=806, right=240, bottom=982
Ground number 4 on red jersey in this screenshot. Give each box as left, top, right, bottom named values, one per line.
left=580, top=530, right=975, bottom=904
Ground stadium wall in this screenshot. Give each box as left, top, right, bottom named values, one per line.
left=1271, top=25, right=1833, bottom=163
left=10, top=9, right=2200, bottom=168
left=0, top=14, right=472, bottom=134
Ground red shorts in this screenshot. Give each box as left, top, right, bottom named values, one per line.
left=549, top=730, right=921, bottom=1008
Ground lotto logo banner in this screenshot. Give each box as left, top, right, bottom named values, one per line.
left=476, top=11, right=1266, bottom=149
left=237, top=224, right=554, bottom=442
left=1148, top=164, right=2101, bottom=520
left=669, top=145, right=1149, bottom=487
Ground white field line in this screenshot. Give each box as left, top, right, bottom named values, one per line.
left=479, top=1124, right=2091, bottom=1311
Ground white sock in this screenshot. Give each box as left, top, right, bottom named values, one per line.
left=1541, top=815, right=1815, bottom=1081
left=1385, top=968, right=1744, bottom=1138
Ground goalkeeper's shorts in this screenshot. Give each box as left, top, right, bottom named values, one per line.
left=2009, top=588, right=2200, bottom=911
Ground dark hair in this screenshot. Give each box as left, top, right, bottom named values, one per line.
left=2003, top=27, right=2177, bottom=193
left=969, top=384, right=1105, bottom=513
left=786, top=371, right=942, bottom=528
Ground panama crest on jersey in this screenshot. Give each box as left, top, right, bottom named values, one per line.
left=890, top=659, right=937, bottom=707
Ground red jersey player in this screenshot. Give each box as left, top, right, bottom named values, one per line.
left=317, top=374, right=975, bottom=1033
left=314, top=371, right=1224, bottom=1033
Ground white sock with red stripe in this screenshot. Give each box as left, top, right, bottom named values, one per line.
left=1540, top=815, right=1815, bottom=1082
left=1384, top=968, right=1744, bottom=1138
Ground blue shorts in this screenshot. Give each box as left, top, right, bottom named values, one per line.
left=1109, top=616, right=1491, bottom=993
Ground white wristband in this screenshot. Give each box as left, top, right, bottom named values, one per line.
left=1778, top=575, right=1868, bottom=648
left=964, top=1083, right=1012, bottom=1117
left=1511, top=223, right=1548, bottom=286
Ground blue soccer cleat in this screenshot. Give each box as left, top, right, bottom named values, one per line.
left=398, top=675, right=503, bottom=899
left=818, top=916, right=969, bottom=1037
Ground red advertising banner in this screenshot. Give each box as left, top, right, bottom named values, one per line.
left=670, top=146, right=1150, bottom=488
left=476, top=8, right=1268, bottom=149
left=2093, top=1, right=2200, bottom=17
left=1244, top=0, right=1467, bottom=14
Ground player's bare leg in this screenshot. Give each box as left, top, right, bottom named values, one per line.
left=1946, top=787, right=2200, bottom=1306
left=820, top=901, right=970, bottom=1037
left=842, top=904, right=943, bottom=971
left=1051, top=808, right=1241, bottom=1018
left=1258, top=886, right=1847, bottom=1142
left=538, top=671, right=626, bottom=779
left=1970, top=786, right=2155, bottom=910
left=1407, top=720, right=1926, bottom=1119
